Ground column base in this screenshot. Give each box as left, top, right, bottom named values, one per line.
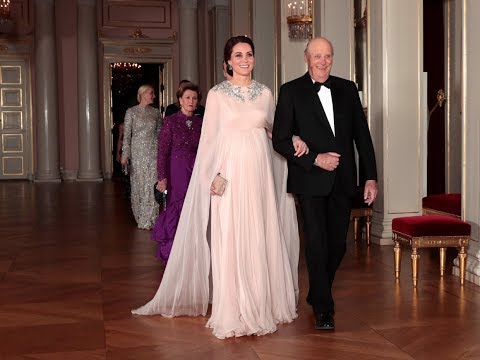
left=77, top=176, right=103, bottom=182
left=61, top=169, right=78, bottom=181
left=34, top=178, right=61, bottom=183
left=35, top=169, right=61, bottom=182
left=452, top=241, right=480, bottom=286
left=453, top=265, right=480, bottom=285
left=77, top=170, right=103, bottom=181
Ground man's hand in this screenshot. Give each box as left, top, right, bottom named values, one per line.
left=363, top=180, right=378, bottom=205
left=314, top=152, right=340, bottom=171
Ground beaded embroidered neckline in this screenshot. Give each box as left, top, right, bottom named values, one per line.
left=213, top=80, right=265, bottom=102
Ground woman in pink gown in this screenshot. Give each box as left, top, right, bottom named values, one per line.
left=132, top=36, right=306, bottom=339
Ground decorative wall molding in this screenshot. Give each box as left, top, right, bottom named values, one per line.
left=101, top=0, right=172, bottom=29
left=123, top=47, right=152, bottom=54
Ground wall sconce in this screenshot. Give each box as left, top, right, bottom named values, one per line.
left=287, top=0, right=313, bottom=40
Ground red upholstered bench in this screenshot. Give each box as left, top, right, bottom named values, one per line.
left=392, top=215, right=470, bottom=287
left=422, top=193, right=461, bottom=218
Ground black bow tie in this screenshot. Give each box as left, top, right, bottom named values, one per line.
left=313, top=78, right=331, bottom=92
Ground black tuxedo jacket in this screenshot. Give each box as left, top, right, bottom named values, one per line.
left=273, top=72, right=377, bottom=197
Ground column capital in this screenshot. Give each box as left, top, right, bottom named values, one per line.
left=35, top=0, right=54, bottom=4
left=208, top=0, right=229, bottom=10
left=78, top=0, right=96, bottom=7
left=178, top=0, right=198, bottom=9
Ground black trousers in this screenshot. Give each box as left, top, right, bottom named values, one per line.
left=297, top=185, right=351, bottom=314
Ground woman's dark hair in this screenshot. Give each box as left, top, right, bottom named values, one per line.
left=223, top=35, right=255, bottom=77
left=176, top=81, right=202, bottom=102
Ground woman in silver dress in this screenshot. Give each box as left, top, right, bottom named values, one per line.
left=121, top=84, right=162, bottom=229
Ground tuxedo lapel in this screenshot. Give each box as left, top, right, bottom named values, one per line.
left=300, top=73, right=335, bottom=138
left=330, top=76, right=345, bottom=140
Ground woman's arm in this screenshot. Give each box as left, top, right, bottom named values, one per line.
left=116, top=123, right=124, bottom=162
left=157, top=116, right=173, bottom=182
left=121, top=109, right=133, bottom=165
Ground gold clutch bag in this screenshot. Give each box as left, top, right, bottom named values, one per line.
left=211, top=173, right=227, bottom=196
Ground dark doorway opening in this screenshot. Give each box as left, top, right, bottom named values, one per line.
left=110, top=62, right=165, bottom=176
left=424, top=0, right=445, bottom=195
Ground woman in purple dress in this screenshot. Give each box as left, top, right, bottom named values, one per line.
left=152, top=82, right=202, bottom=262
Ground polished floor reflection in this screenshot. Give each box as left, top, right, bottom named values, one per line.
left=1, top=180, right=480, bottom=359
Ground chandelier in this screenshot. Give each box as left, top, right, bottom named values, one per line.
left=0, top=0, right=13, bottom=33
left=110, top=62, right=142, bottom=70
left=287, top=0, right=313, bottom=40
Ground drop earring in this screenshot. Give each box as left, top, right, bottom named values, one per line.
left=228, top=64, right=233, bottom=71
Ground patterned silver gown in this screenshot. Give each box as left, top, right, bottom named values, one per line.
left=122, top=105, right=162, bottom=229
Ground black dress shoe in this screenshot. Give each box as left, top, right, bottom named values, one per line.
left=314, top=312, right=335, bottom=330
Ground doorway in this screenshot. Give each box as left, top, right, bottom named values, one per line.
left=100, top=38, right=176, bottom=179
left=424, top=0, right=446, bottom=195
left=110, top=62, right=165, bottom=176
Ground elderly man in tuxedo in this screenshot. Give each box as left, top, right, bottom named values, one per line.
left=273, top=37, right=378, bottom=330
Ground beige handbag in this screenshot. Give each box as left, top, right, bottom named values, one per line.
left=211, top=173, right=227, bottom=196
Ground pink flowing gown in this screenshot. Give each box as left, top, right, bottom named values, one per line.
left=132, top=80, right=299, bottom=340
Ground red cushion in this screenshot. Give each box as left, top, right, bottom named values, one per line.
left=422, top=193, right=461, bottom=216
left=392, top=215, right=470, bottom=237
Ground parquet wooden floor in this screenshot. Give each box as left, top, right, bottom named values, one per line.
left=1, top=180, right=480, bottom=359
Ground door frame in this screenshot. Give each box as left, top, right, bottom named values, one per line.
left=99, top=37, right=177, bottom=179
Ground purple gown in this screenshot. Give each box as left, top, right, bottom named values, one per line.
left=151, top=111, right=202, bottom=262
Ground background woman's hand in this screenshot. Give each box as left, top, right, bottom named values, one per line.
left=292, top=135, right=309, bottom=157
left=156, top=179, right=167, bottom=192
left=121, top=157, right=129, bottom=166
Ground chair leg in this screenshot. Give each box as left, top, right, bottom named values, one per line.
left=366, top=216, right=371, bottom=246
left=411, top=247, right=419, bottom=287
left=394, top=235, right=401, bottom=280
left=439, top=247, right=446, bottom=276
left=459, top=247, right=467, bottom=285
left=353, top=217, right=359, bottom=242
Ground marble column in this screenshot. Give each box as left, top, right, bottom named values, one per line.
left=314, top=0, right=355, bottom=80
left=452, top=0, right=480, bottom=285
left=77, top=0, right=102, bottom=180
left=231, top=0, right=251, bottom=38
left=252, top=0, right=275, bottom=92
left=207, top=0, right=230, bottom=84
left=178, top=0, right=199, bottom=84
left=445, top=0, right=462, bottom=194
left=368, top=0, right=425, bottom=244
left=34, top=0, right=60, bottom=181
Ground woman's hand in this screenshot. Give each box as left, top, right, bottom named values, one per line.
left=292, top=135, right=309, bottom=157
left=121, top=157, right=129, bottom=166
left=156, top=179, right=167, bottom=192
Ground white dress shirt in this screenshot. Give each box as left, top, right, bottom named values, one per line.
left=313, top=80, right=335, bottom=136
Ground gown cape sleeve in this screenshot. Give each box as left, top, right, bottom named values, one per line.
left=131, top=83, right=299, bottom=317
